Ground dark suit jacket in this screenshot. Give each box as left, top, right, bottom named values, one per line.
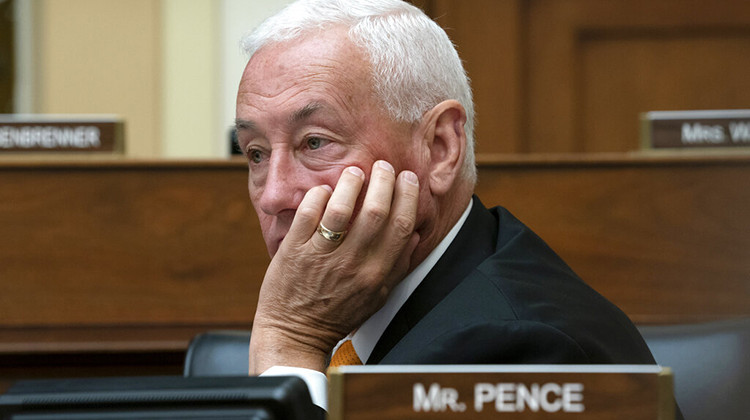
left=369, top=195, right=655, bottom=365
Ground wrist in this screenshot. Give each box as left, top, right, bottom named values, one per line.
left=249, top=323, right=330, bottom=374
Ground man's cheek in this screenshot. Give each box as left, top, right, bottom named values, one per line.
left=255, top=214, right=275, bottom=245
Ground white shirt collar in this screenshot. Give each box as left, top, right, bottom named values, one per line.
left=348, top=199, right=473, bottom=363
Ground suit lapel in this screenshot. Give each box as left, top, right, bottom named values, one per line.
left=367, top=196, right=498, bottom=364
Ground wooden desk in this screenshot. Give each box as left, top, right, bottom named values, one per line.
left=1, top=153, right=748, bottom=386
left=474, top=153, right=750, bottom=324
left=0, top=160, right=262, bottom=389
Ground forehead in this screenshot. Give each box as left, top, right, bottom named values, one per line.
left=238, top=27, right=375, bottom=111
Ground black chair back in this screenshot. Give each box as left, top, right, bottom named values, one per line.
left=639, top=318, right=750, bottom=420
left=183, top=330, right=252, bottom=377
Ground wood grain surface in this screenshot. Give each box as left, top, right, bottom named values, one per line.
left=329, top=366, right=673, bottom=420
left=417, top=0, right=750, bottom=155
left=1, top=155, right=747, bottom=348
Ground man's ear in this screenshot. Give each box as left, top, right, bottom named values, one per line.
left=420, top=100, right=467, bottom=196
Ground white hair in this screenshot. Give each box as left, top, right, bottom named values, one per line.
left=241, top=0, right=477, bottom=183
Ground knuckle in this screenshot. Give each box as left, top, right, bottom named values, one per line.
left=295, top=204, right=320, bottom=223
left=338, top=266, right=360, bottom=282
left=309, top=238, right=334, bottom=254
left=326, top=202, right=353, bottom=225
left=390, top=213, right=415, bottom=238
left=362, top=202, right=389, bottom=224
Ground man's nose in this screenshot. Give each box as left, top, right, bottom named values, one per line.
left=257, top=153, right=307, bottom=216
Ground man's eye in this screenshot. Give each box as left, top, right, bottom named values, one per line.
left=248, top=149, right=263, bottom=163
left=306, top=137, right=325, bottom=150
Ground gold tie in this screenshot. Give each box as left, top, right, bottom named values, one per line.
left=329, top=339, right=362, bottom=367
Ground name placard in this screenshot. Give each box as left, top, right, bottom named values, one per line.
left=328, top=365, right=674, bottom=420
left=0, top=115, right=124, bottom=153
left=641, top=109, right=750, bottom=150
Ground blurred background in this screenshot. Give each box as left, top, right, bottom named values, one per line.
left=2, top=0, right=747, bottom=160
left=0, top=0, right=294, bottom=158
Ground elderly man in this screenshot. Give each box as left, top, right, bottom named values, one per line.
left=235, top=0, right=656, bottom=410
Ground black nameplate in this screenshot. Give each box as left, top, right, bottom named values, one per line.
left=641, top=110, right=750, bottom=150
left=0, top=115, right=124, bottom=153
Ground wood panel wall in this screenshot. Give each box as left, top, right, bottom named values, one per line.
left=420, top=0, right=750, bottom=154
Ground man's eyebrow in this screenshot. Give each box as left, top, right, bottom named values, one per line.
left=289, top=102, right=323, bottom=125
left=234, top=102, right=327, bottom=133
left=235, top=118, right=256, bottom=131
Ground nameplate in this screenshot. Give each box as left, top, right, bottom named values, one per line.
left=641, top=109, right=750, bottom=150
left=328, top=365, right=674, bottom=420
left=0, top=115, right=124, bottom=153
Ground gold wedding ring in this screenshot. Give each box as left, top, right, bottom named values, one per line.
left=316, top=222, right=347, bottom=243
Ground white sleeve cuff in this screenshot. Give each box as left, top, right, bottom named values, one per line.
left=260, top=366, right=328, bottom=411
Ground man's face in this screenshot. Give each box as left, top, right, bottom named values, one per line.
left=236, top=28, right=425, bottom=256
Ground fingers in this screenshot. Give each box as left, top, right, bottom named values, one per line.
left=348, top=160, right=397, bottom=234
left=380, top=171, right=420, bottom=278
left=310, top=166, right=366, bottom=250
left=384, top=170, right=420, bottom=245
left=349, top=162, right=418, bottom=238
left=343, top=163, right=419, bottom=293
left=289, top=160, right=419, bottom=258
left=283, top=184, right=332, bottom=247
left=320, top=166, right=365, bottom=232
